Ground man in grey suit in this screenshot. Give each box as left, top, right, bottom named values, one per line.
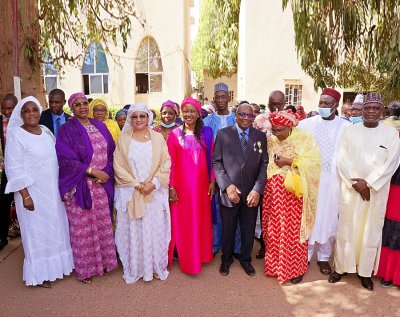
left=213, top=103, right=268, bottom=276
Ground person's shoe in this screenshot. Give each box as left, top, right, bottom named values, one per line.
left=290, top=274, right=304, bottom=284
left=358, top=276, right=374, bottom=291
left=37, top=281, right=52, bottom=288
left=219, top=263, right=230, bottom=276
left=379, top=278, right=393, bottom=288
left=0, top=240, right=8, bottom=251
left=233, top=253, right=241, bottom=260
left=317, top=261, right=332, bottom=275
left=256, top=247, right=265, bottom=260
left=241, top=263, right=256, bottom=276
left=328, top=271, right=343, bottom=283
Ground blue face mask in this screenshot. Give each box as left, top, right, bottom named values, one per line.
left=318, top=107, right=334, bottom=118
left=349, top=116, right=363, bottom=124
left=161, top=121, right=176, bottom=128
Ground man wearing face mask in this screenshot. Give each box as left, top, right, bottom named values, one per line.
left=349, top=94, right=364, bottom=124
left=298, top=88, right=350, bottom=276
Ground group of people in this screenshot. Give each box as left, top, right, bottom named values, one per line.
left=0, top=82, right=399, bottom=293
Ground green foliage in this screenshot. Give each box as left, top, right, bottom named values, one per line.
left=283, top=0, right=400, bottom=101
left=191, top=0, right=240, bottom=81
left=38, top=0, right=143, bottom=68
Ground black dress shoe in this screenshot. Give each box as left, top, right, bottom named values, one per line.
left=219, top=263, right=230, bottom=276
left=256, top=247, right=265, bottom=260
left=241, top=263, right=256, bottom=276
left=233, top=253, right=241, bottom=260
left=290, top=274, right=304, bottom=284
left=328, top=271, right=343, bottom=283
left=358, top=275, right=374, bottom=291
left=317, top=261, right=332, bottom=275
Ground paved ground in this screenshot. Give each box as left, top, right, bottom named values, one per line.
left=1, top=238, right=399, bottom=317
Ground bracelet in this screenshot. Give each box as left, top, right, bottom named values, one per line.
left=168, top=186, right=174, bottom=190
left=87, top=167, right=92, bottom=176
left=24, top=195, right=31, bottom=200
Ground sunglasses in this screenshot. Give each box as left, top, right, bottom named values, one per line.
left=237, top=112, right=256, bottom=119
left=131, top=114, right=148, bottom=120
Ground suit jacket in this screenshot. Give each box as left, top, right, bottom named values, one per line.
left=213, top=124, right=268, bottom=207
left=39, top=109, right=71, bottom=134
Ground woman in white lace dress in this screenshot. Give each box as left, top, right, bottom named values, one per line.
left=114, top=104, right=171, bottom=283
left=5, top=96, right=74, bottom=287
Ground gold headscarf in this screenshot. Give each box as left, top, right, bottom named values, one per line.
left=89, top=99, right=120, bottom=142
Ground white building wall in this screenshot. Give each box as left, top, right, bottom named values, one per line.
left=237, top=0, right=325, bottom=111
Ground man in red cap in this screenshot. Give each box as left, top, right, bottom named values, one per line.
left=298, top=88, right=350, bottom=276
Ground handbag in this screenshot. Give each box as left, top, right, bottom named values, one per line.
left=284, top=166, right=303, bottom=198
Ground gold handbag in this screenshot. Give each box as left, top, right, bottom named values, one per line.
left=284, top=166, right=303, bottom=198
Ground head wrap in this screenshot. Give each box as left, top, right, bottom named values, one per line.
left=202, top=104, right=215, bottom=113
left=214, top=82, right=229, bottom=93
left=88, top=99, right=109, bottom=119
left=115, top=108, right=128, bottom=120
left=161, top=100, right=178, bottom=114
left=7, top=96, right=43, bottom=133
left=321, top=88, right=341, bottom=103
left=295, top=105, right=307, bottom=120
left=181, top=96, right=202, bottom=115
left=68, top=92, right=87, bottom=109
left=269, top=110, right=298, bottom=127
left=363, top=92, right=383, bottom=105
left=122, top=103, right=154, bottom=133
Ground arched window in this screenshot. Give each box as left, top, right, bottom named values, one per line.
left=135, top=37, right=163, bottom=93
left=82, top=43, right=109, bottom=95
left=41, top=58, right=58, bottom=95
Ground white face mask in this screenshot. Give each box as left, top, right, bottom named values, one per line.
left=318, top=107, right=334, bottom=118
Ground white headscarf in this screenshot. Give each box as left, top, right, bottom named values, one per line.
left=122, top=103, right=154, bottom=133
left=7, top=96, right=43, bottom=133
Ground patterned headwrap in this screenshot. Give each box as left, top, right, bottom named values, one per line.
left=363, top=92, right=383, bottom=105
left=269, top=110, right=298, bottom=127
left=181, top=96, right=202, bottom=115
left=115, top=108, right=128, bottom=120
left=161, top=100, right=178, bottom=114
left=68, top=92, right=87, bottom=109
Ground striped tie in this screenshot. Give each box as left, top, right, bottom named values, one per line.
left=240, top=131, right=247, bottom=153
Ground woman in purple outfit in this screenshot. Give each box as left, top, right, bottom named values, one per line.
left=56, top=92, right=117, bottom=284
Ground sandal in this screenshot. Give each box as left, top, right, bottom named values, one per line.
left=82, top=278, right=92, bottom=284
left=37, top=281, right=52, bottom=288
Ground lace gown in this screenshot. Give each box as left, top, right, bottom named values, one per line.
left=115, top=139, right=171, bottom=283
left=5, top=127, right=74, bottom=286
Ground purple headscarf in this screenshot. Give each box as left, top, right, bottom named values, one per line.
left=56, top=117, right=115, bottom=216
left=68, top=92, right=87, bottom=109
left=161, top=100, right=177, bottom=114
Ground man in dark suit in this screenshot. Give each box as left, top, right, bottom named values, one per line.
left=213, top=103, right=268, bottom=276
left=39, top=89, right=71, bottom=137
left=0, top=94, right=18, bottom=250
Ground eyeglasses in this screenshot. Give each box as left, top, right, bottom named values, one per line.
left=131, top=114, right=148, bottom=120
left=73, top=101, right=89, bottom=108
left=237, top=112, right=256, bottom=119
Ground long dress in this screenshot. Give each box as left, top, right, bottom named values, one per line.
left=115, top=139, right=171, bottom=283
left=335, top=123, right=400, bottom=277
left=262, top=128, right=320, bottom=283
left=64, top=125, right=118, bottom=280
left=5, top=127, right=74, bottom=286
left=167, top=127, right=214, bottom=274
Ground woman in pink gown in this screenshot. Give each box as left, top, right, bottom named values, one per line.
left=167, top=97, right=215, bottom=275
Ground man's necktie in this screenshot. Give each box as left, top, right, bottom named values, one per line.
left=55, top=117, right=61, bottom=137
left=240, top=131, right=247, bottom=153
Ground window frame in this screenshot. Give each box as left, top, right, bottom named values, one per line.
left=82, top=43, right=109, bottom=95
left=284, top=82, right=303, bottom=106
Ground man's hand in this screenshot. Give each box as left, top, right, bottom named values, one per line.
left=351, top=178, right=370, bottom=201
left=226, top=184, right=241, bottom=204
left=246, top=190, right=260, bottom=208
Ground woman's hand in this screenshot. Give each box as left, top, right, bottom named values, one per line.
left=23, top=197, right=34, bottom=211
left=91, top=169, right=109, bottom=183
left=274, top=156, right=293, bottom=168
left=169, top=187, right=178, bottom=204
left=208, top=181, right=216, bottom=200
left=139, top=182, right=156, bottom=196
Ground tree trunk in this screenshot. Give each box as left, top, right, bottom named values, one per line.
left=0, top=0, right=45, bottom=105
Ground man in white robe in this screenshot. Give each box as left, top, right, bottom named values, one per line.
left=329, top=92, right=400, bottom=291
left=298, top=88, right=350, bottom=275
